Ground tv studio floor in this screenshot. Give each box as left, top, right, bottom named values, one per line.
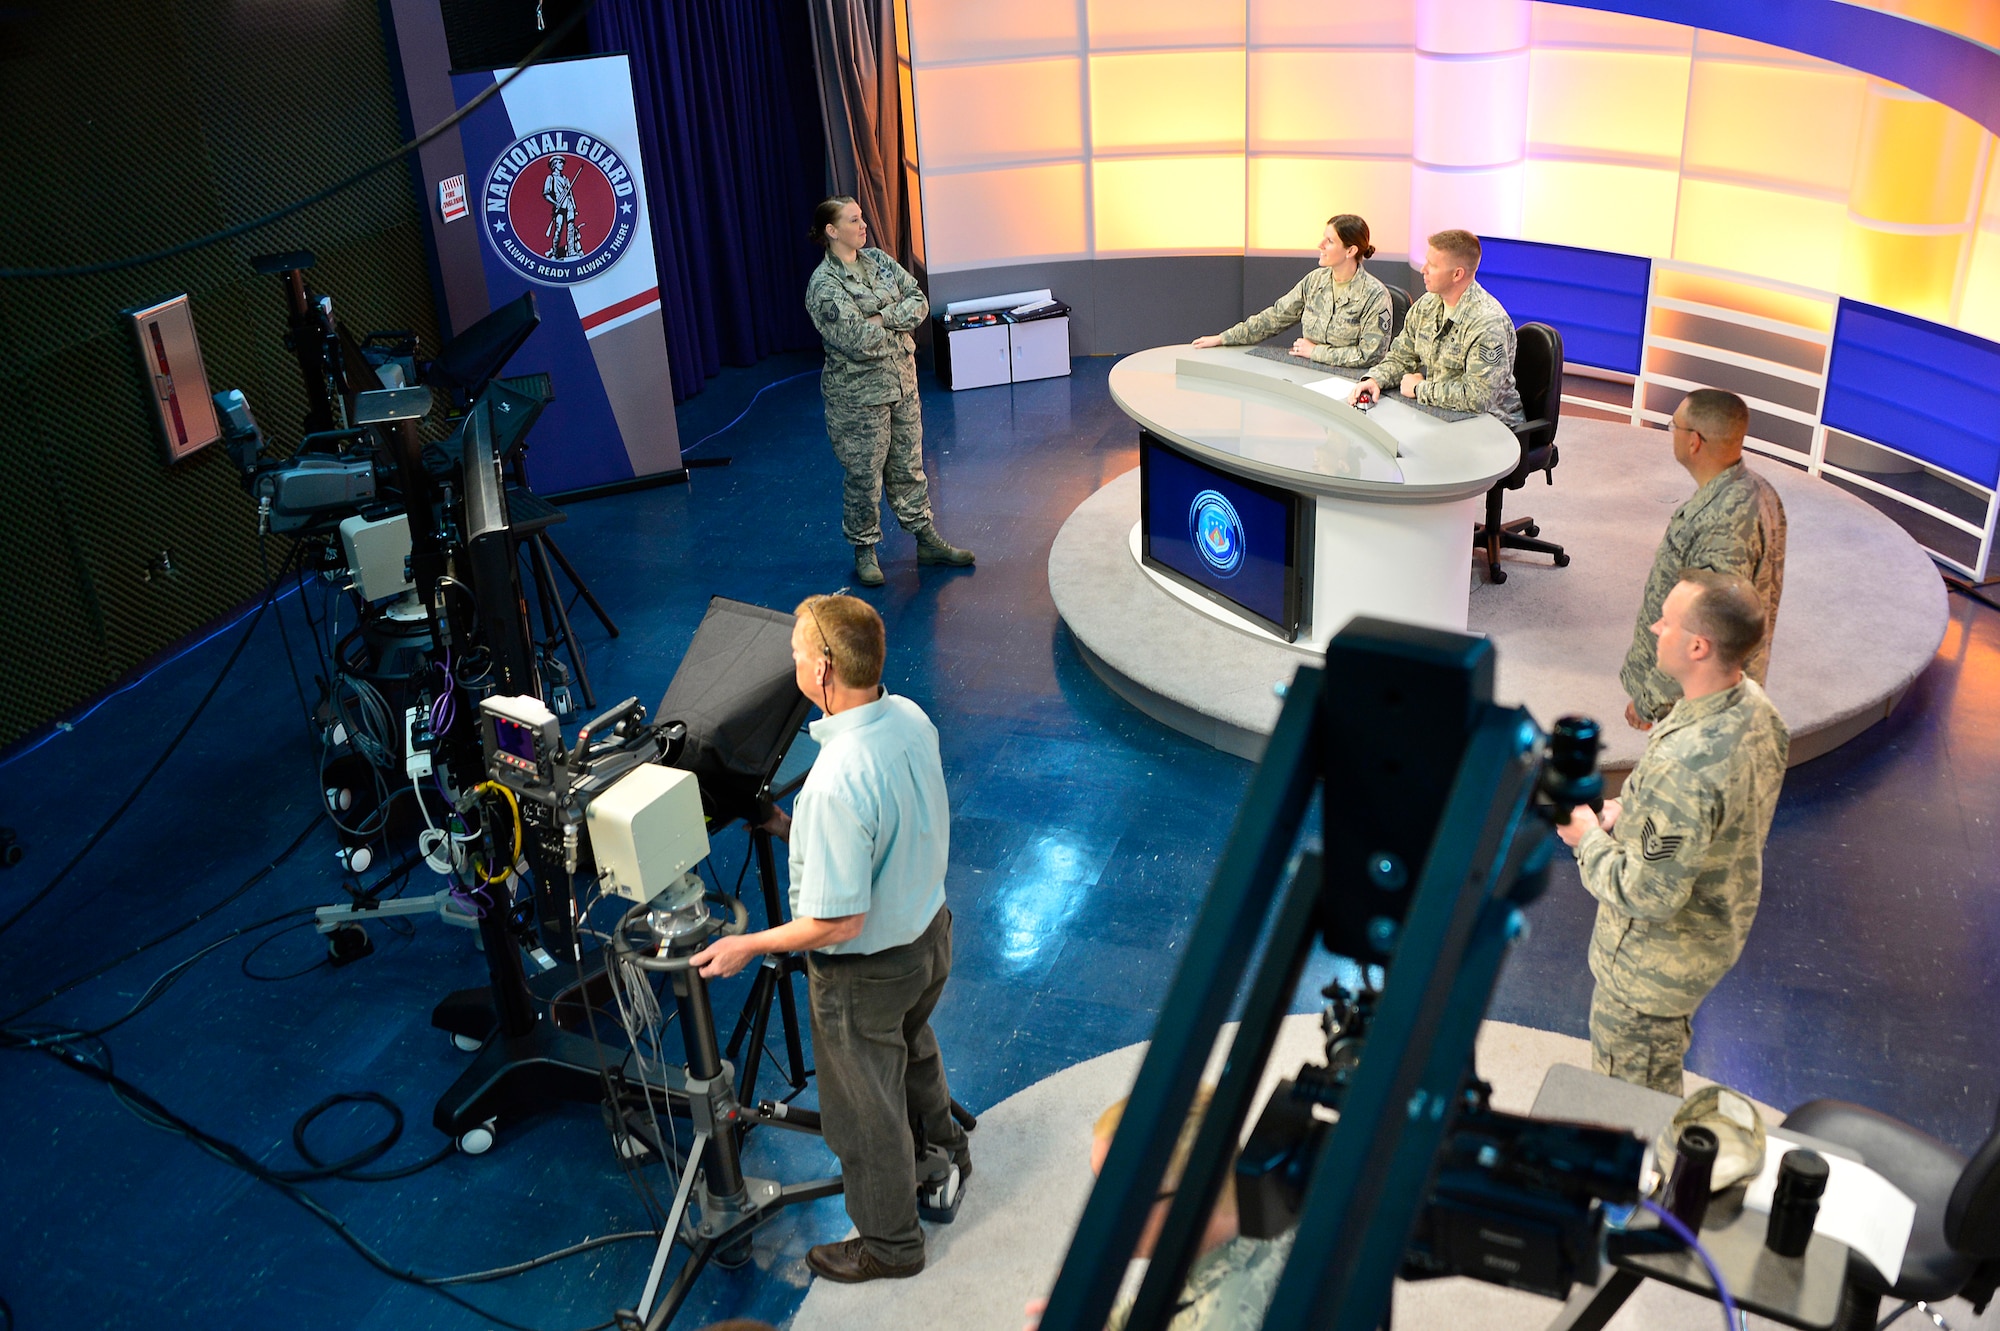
left=2, top=352, right=1997, bottom=1330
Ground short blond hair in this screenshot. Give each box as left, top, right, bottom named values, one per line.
left=1428, top=228, right=1481, bottom=272
left=1095, top=1085, right=1236, bottom=1209
left=794, top=594, right=885, bottom=689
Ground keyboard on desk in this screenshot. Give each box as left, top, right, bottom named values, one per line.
left=1238, top=345, right=1481, bottom=423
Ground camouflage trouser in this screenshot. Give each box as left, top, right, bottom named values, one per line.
left=826, top=390, right=931, bottom=547
left=1589, top=985, right=1693, bottom=1096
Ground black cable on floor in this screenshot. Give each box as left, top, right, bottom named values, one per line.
left=240, top=919, right=332, bottom=982
left=0, top=811, right=323, bottom=1027
left=0, top=543, right=301, bottom=944
left=7, top=1038, right=626, bottom=1331
left=1946, top=576, right=2000, bottom=615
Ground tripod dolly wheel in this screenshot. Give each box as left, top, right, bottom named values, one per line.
left=450, top=1032, right=484, bottom=1052
left=458, top=1119, right=498, bottom=1155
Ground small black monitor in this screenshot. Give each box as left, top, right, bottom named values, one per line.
left=1139, top=430, right=1315, bottom=643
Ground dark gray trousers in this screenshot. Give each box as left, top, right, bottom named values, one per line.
left=806, top=906, right=967, bottom=1263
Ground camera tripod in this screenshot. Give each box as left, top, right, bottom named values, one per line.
left=603, top=891, right=845, bottom=1329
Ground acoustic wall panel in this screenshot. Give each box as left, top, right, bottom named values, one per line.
left=1849, top=84, right=1987, bottom=225
left=1412, top=52, right=1529, bottom=166
left=1673, top=178, right=1847, bottom=292
left=907, top=0, right=1079, bottom=62
left=1248, top=52, right=1413, bottom=155
left=913, top=60, right=1084, bottom=169
left=1088, top=0, right=1244, bottom=48
left=1476, top=236, right=1652, bottom=375
left=1529, top=5, right=1690, bottom=48
left=1089, top=52, right=1246, bottom=153
left=1822, top=298, right=2000, bottom=487
left=922, top=163, right=1088, bottom=271
left=1250, top=0, right=1414, bottom=47
left=1522, top=159, right=1678, bottom=257
left=1960, top=175, right=2000, bottom=342
left=1248, top=158, right=1411, bottom=254
left=1681, top=61, right=1866, bottom=194
left=1526, top=49, right=1690, bottom=161
left=1414, top=0, right=1528, bottom=54
left=1094, top=156, right=1246, bottom=253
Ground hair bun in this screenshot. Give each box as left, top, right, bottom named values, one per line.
left=1361, top=244, right=1377, bottom=260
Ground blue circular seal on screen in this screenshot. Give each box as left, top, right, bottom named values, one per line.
left=1188, top=489, right=1245, bottom=577
left=481, top=128, right=639, bottom=286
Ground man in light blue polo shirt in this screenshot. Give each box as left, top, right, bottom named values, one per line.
left=691, top=593, right=968, bottom=1284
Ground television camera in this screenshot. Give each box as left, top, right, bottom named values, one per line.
left=1037, top=620, right=1656, bottom=1331
left=212, top=253, right=596, bottom=929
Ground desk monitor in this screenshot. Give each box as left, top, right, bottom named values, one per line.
left=1139, top=430, right=1315, bottom=642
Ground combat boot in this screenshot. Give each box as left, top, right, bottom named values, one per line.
left=854, top=543, right=885, bottom=587
left=914, top=526, right=975, bottom=567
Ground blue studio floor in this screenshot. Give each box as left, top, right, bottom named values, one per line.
left=1, top=352, right=1996, bottom=1330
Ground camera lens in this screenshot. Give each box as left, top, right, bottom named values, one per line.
left=1547, top=716, right=1601, bottom=779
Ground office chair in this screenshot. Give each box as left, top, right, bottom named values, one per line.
left=1781, top=1097, right=2000, bottom=1331
left=1474, top=320, right=1568, bottom=584
left=1387, top=284, right=1411, bottom=340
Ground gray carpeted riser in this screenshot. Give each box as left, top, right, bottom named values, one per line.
left=793, top=1017, right=1998, bottom=1331
left=1049, top=417, right=1948, bottom=773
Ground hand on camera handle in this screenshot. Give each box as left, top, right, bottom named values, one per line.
left=1554, top=797, right=1620, bottom=848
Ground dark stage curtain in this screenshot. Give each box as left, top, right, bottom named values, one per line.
left=590, top=0, right=827, bottom=402
left=805, top=0, right=912, bottom=272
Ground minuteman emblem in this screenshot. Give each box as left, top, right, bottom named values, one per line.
left=482, top=128, right=638, bottom=286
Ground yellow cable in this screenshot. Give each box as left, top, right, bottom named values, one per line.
left=471, top=781, right=522, bottom=884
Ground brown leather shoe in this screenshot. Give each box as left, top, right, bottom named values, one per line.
left=805, top=1237, right=925, bottom=1283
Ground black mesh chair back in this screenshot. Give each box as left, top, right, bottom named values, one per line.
left=1512, top=321, right=1563, bottom=461
left=1474, top=321, right=1567, bottom=584
left=1387, top=284, right=1412, bottom=340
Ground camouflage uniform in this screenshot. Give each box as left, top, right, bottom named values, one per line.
left=1219, top=267, right=1394, bottom=369
left=805, top=246, right=933, bottom=547
left=1370, top=280, right=1524, bottom=425
left=1107, top=1230, right=1297, bottom=1331
left=1621, top=461, right=1788, bottom=722
left=1573, top=677, right=1790, bottom=1094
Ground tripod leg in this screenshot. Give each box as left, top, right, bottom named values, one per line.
left=637, top=1129, right=708, bottom=1322
left=541, top=533, right=620, bottom=638
left=726, top=963, right=777, bottom=1105
left=530, top=534, right=597, bottom=711
left=753, top=828, right=811, bottom=1089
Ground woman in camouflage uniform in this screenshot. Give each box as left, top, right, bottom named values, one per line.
left=1192, top=214, right=1393, bottom=369
left=805, top=196, right=974, bottom=588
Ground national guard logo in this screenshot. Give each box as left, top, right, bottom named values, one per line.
left=1188, top=489, right=1245, bottom=578
left=482, top=128, right=638, bottom=286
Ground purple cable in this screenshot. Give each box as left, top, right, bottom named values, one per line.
left=1638, top=1196, right=1741, bottom=1331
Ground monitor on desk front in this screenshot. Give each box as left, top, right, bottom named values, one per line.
left=1139, top=431, right=1314, bottom=642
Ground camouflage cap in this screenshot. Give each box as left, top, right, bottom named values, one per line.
left=1654, top=1084, right=1768, bottom=1192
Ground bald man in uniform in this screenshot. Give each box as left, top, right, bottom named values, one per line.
left=1622, top=389, right=1787, bottom=730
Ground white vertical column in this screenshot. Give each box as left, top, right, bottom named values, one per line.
left=1410, top=0, right=1528, bottom=260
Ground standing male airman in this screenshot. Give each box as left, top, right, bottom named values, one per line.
left=1557, top=570, right=1789, bottom=1095
left=1621, top=389, right=1787, bottom=730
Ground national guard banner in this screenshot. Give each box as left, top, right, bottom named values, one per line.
left=444, top=53, right=681, bottom=496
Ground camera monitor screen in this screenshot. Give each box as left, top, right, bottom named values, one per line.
left=1139, top=431, right=1314, bottom=642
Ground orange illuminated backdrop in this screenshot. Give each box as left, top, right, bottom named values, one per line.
left=902, top=0, right=2000, bottom=338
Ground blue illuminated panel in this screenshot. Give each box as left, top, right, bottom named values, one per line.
left=1822, top=300, right=2000, bottom=490
left=1140, top=433, right=1311, bottom=641
left=1474, top=237, right=1651, bottom=376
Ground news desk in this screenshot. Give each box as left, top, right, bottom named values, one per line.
left=1107, top=344, right=1520, bottom=646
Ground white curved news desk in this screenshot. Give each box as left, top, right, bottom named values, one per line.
left=1107, top=345, right=1519, bottom=648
